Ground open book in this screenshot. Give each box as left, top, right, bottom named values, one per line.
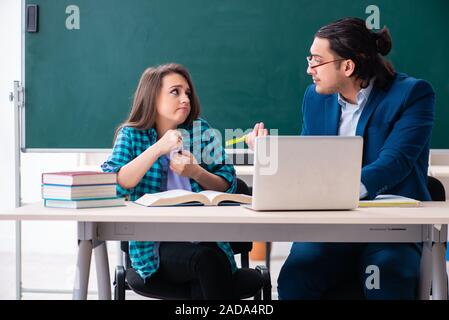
left=359, top=195, right=421, bottom=208
left=134, top=189, right=252, bottom=207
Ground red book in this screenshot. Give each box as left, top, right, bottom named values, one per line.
left=42, top=171, right=117, bottom=186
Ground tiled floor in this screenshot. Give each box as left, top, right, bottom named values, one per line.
left=0, top=242, right=291, bottom=300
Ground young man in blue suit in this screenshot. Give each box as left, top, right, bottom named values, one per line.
left=247, top=17, right=435, bottom=299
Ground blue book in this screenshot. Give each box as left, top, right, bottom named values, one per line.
left=42, top=183, right=117, bottom=200
left=44, top=197, right=125, bottom=209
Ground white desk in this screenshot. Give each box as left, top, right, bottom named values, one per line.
left=2, top=201, right=449, bottom=300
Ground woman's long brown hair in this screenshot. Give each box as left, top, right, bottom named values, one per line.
left=114, top=63, right=201, bottom=142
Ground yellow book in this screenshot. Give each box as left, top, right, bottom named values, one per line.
left=135, top=189, right=252, bottom=207
left=359, top=195, right=421, bottom=208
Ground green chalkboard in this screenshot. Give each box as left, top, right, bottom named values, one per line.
left=24, top=0, right=449, bottom=149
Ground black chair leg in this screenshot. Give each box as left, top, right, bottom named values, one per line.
left=240, top=251, right=250, bottom=269
left=256, top=265, right=272, bottom=300
left=114, top=265, right=126, bottom=300
left=265, top=242, right=271, bottom=271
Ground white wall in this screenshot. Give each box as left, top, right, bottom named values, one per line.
left=0, top=0, right=21, bottom=252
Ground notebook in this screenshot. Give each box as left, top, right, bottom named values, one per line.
left=358, top=195, right=421, bottom=207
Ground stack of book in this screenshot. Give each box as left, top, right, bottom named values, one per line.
left=41, top=171, right=125, bottom=209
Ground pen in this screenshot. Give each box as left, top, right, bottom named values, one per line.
left=225, top=135, right=247, bottom=147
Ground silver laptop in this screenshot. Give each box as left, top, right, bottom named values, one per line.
left=248, top=136, right=363, bottom=211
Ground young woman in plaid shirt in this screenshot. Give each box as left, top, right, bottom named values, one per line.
left=102, top=63, right=239, bottom=299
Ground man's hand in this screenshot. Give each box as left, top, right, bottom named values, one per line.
left=245, top=122, right=269, bottom=151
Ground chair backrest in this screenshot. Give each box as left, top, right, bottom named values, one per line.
left=427, top=176, right=446, bottom=201
left=236, top=178, right=251, bottom=196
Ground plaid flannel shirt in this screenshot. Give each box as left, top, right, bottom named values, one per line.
left=101, top=118, right=238, bottom=281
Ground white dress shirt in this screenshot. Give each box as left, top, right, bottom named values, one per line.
left=337, top=81, right=374, bottom=199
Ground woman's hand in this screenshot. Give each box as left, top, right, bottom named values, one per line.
left=170, top=150, right=200, bottom=178
left=154, top=129, right=183, bottom=156
left=245, top=122, right=269, bottom=151
left=118, top=130, right=181, bottom=189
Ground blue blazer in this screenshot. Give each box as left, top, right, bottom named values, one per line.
left=301, top=73, right=435, bottom=200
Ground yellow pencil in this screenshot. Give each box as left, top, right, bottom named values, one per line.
left=225, top=135, right=247, bottom=147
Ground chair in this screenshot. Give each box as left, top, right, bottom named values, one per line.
left=320, top=175, right=447, bottom=299
left=427, top=176, right=446, bottom=201
left=113, top=178, right=272, bottom=300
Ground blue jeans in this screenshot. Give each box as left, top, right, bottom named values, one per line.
left=277, top=242, right=421, bottom=300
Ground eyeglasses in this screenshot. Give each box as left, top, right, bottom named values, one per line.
left=306, top=56, right=346, bottom=69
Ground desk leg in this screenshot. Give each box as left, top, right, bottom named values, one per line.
left=432, top=242, right=448, bottom=300
left=94, top=241, right=111, bottom=300
left=73, top=240, right=93, bottom=300
left=418, top=242, right=432, bottom=300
